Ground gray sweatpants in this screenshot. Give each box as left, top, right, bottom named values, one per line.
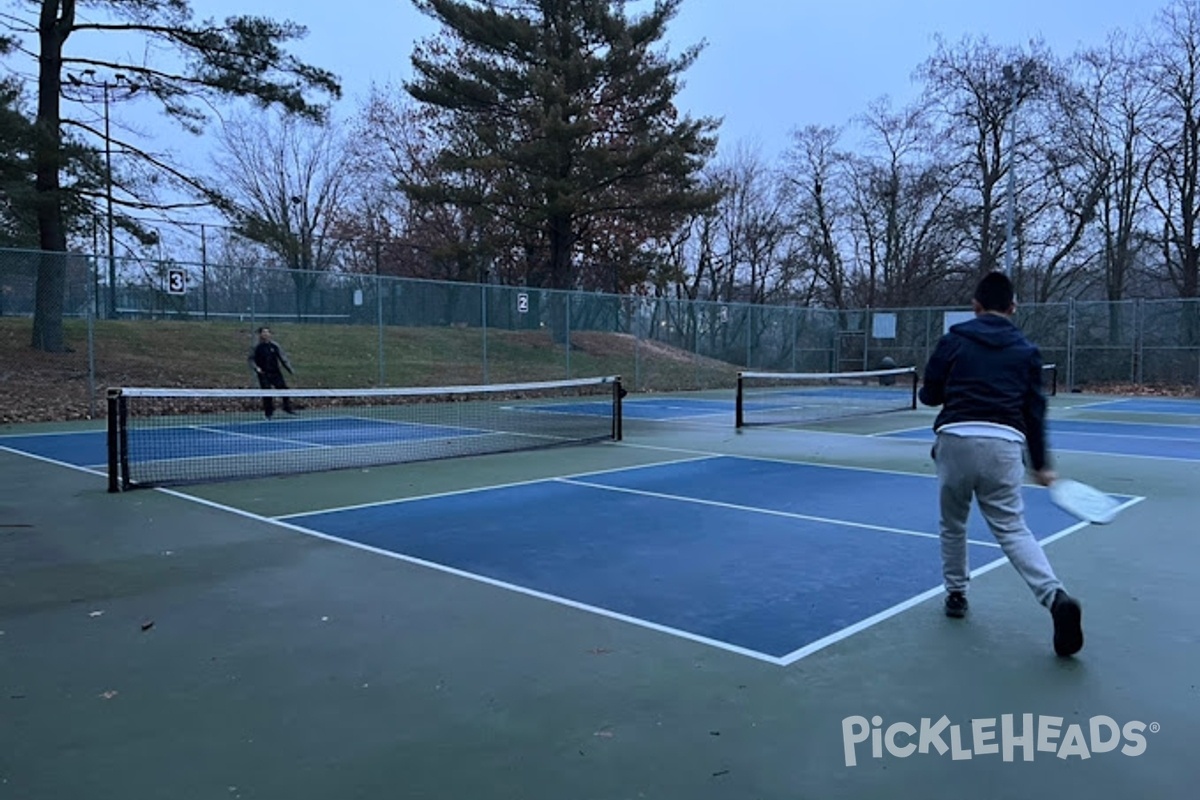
left=933, top=432, right=1063, bottom=608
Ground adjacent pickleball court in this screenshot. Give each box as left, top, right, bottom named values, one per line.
left=879, top=417, right=1200, bottom=461
left=1067, top=396, right=1200, bottom=416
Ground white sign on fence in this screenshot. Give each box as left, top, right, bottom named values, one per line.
left=872, top=312, right=897, bottom=339
left=517, top=292, right=529, bottom=314
left=943, top=310, right=974, bottom=334
left=166, top=268, right=186, bottom=295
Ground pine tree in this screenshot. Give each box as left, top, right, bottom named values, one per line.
left=405, top=0, right=720, bottom=292
left=7, top=1, right=341, bottom=351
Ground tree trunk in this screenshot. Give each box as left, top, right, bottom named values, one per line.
left=30, top=0, right=73, bottom=352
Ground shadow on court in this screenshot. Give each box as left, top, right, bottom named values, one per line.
left=1, top=390, right=1197, bottom=799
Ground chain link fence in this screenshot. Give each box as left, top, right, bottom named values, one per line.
left=2, top=246, right=1198, bottom=420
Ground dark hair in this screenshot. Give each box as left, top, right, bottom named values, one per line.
left=257, top=326, right=270, bottom=334
left=974, top=271, right=1014, bottom=312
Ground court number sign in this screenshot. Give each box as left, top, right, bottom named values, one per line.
left=166, top=268, right=186, bottom=295
left=517, top=292, right=529, bottom=314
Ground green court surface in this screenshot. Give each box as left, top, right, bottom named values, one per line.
left=2, top=390, right=1198, bottom=799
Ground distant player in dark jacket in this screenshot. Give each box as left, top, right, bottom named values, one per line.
left=920, top=271, right=1083, bottom=657
left=247, top=326, right=295, bottom=418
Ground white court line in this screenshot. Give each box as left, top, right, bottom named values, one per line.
left=0, top=427, right=106, bottom=439
left=613, top=439, right=953, bottom=483
left=356, top=415, right=497, bottom=435
left=0, top=445, right=108, bottom=478
left=868, top=425, right=930, bottom=437
left=556, top=476, right=1002, bottom=548
left=1048, top=417, right=1200, bottom=433
left=875, top=424, right=1200, bottom=445
left=273, top=452, right=719, bottom=519
left=866, top=426, right=1200, bottom=465
left=776, top=493, right=1147, bottom=665
left=1048, top=429, right=1200, bottom=443
left=509, top=401, right=733, bottom=424
left=191, top=425, right=329, bottom=448
left=156, top=487, right=790, bottom=667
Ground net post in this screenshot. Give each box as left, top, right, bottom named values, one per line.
left=106, top=388, right=120, bottom=493
left=735, top=373, right=744, bottom=428
left=612, top=376, right=623, bottom=441
left=909, top=367, right=919, bottom=409
left=118, top=392, right=131, bottom=491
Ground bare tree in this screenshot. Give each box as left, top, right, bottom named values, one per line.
left=5, top=0, right=339, bottom=351
left=343, top=84, right=484, bottom=281
left=1143, top=0, right=1200, bottom=304
left=915, top=35, right=1051, bottom=285
left=706, top=144, right=794, bottom=304
left=782, top=125, right=850, bottom=309
left=210, top=110, right=353, bottom=319
left=843, top=97, right=966, bottom=308
left=1012, top=54, right=1107, bottom=303
left=1069, top=29, right=1157, bottom=306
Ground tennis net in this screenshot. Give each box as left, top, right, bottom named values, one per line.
left=107, top=376, right=624, bottom=491
left=735, top=363, right=1058, bottom=429
left=735, top=367, right=920, bottom=428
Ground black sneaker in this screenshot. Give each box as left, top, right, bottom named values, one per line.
left=945, top=591, right=968, bottom=618
left=1050, top=590, right=1083, bottom=657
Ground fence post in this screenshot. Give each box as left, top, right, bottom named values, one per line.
left=201, top=223, right=209, bottom=320
left=791, top=305, right=798, bottom=372
left=862, top=307, right=870, bottom=372
left=1066, top=298, right=1076, bottom=392
left=481, top=280, right=489, bottom=385
left=1134, top=297, right=1143, bottom=386
left=375, top=242, right=385, bottom=386
left=86, top=256, right=96, bottom=419
left=745, top=303, right=752, bottom=369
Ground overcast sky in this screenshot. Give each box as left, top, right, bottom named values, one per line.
left=16, top=0, right=1171, bottom=233
left=186, top=0, right=1164, bottom=158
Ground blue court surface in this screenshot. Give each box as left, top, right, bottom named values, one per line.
left=881, top=418, right=1200, bottom=461
left=529, top=387, right=913, bottom=423
left=526, top=397, right=732, bottom=422
left=274, top=455, right=1138, bottom=665
left=1070, top=396, right=1200, bottom=415
left=0, top=417, right=506, bottom=471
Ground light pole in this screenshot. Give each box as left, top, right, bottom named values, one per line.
left=1002, top=61, right=1035, bottom=275
left=79, top=70, right=137, bottom=318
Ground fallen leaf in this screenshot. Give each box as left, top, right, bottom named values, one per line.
left=99, top=691, right=118, bottom=700
left=88, top=611, right=104, bottom=618
left=140, top=620, right=154, bottom=632
left=593, top=730, right=614, bottom=738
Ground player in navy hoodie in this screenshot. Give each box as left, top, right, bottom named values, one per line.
left=919, top=271, right=1083, bottom=657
